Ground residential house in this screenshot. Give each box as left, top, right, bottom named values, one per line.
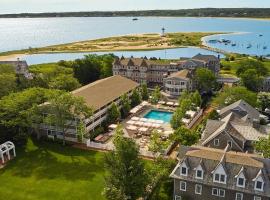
left=261, top=76, right=270, bottom=92
left=170, top=145, right=270, bottom=200
left=41, top=75, right=139, bottom=142
left=163, top=69, right=195, bottom=96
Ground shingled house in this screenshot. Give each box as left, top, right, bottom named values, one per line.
left=112, top=54, right=220, bottom=86
left=200, top=100, right=268, bottom=152
left=0, top=59, right=33, bottom=79
left=170, top=145, right=270, bottom=200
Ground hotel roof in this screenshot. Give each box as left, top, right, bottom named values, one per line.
left=71, top=75, right=139, bottom=111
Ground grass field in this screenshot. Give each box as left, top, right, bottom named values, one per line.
left=0, top=139, right=106, bottom=200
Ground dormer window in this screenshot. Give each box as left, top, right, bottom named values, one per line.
left=237, top=177, right=245, bottom=188
left=180, top=161, right=188, bottom=176
left=195, top=164, right=204, bottom=180
left=255, top=180, right=264, bottom=191
left=212, top=164, right=227, bottom=184
left=214, top=139, right=220, bottom=146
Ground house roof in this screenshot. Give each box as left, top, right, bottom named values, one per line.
left=167, top=69, right=191, bottom=80
left=192, top=53, right=219, bottom=62
left=116, top=58, right=172, bottom=67
left=219, top=100, right=260, bottom=123
left=170, top=146, right=270, bottom=197
left=71, top=75, right=139, bottom=111
left=201, top=112, right=267, bottom=146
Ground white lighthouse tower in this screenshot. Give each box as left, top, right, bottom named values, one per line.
left=161, top=27, right=165, bottom=37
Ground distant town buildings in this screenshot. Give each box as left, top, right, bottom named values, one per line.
left=170, top=145, right=270, bottom=200
left=112, top=54, right=220, bottom=97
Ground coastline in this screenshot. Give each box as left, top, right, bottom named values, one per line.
left=0, top=32, right=229, bottom=60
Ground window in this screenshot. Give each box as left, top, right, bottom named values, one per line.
left=180, top=166, right=188, bottom=176
left=212, top=188, right=218, bottom=196
left=180, top=181, right=186, bottom=191
left=213, top=173, right=227, bottom=184
left=237, top=177, right=245, bottom=188
left=214, top=139, right=220, bottom=146
left=235, top=193, right=243, bottom=200
left=219, top=189, right=225, bottom=197
left=255, top=181, right=264, bottom=191
left=212, top=188, right=225, bottom=197
left=195, top=184, right=202, bottom=195
left=196, top=170, right=203, bottom=179
left=228, top=141, right=232, bottom=147
left=174, top=196, right=181, bottom=200
left=254, top=196, right=261, bottom=200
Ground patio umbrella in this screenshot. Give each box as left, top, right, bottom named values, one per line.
left=135, top=121, right=144, bottom=126
left=127, top=125, right=138, bottom=131
left=139, top=118, right=148, bottom=122
left=139, top=127, right=148, bottom=132
left=155, top=120, right=164, bottom=124
left=108, top=124, right=118, bottom=129
left=131, top=116, right=140, bottom=121
left=166, top=102, right=174, bottom=106
left=127, top=120, right=136, bottom=125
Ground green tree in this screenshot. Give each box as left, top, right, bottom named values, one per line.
left=213, top=86, right=257, bottom=107
left=257, top=92, right=270, bottom=111
left=0, top=73, right=17, bottom=98
left=195, top=68, right=216, bottom=92
left=104, top=128, right=147, bottom=200
left=236, top=59, right=267, bottom=77
left=130, top=89, right=141, bottom=107
left=140, top=83, right=149, bottom=100
left=120, top=94, right=131, bottom=118
left=178, top=90, right=190, bottom=105
left=170, top=108, right=185, bottom=130
left=171, top=126, right=199, bottom=146
left=191, top=90, right=202, bottom=107
left=40, top=92, right=92, bottom=145
left=149, top=130, right=164, bottom=153
left=240, top=69, right=263, bottom=92
left=107, top=103, right=121, bottom=124
left=0, top=64, right=15, bottom=74
left=255, top=136, right=270, bottom=158
left=150, top=86, right=161, bottom=104
left=48, top=74, right=81, bottom=91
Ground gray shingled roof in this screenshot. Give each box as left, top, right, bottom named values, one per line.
left=170, top=146, right=270, bottom=197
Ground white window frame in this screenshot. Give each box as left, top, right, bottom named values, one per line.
left=235, top=193, right=243, bottom=200
left=213, top=173, right=227, bottom=184
left=195, top=184, right=202, bottom=195
left=212, top=188, right=219, bottom=196
left=196, top=169, right=204, bottom=179
left=254, top=180, right=264, bottom=192
left=180, top=181, right=186, bottom=191
left=175, top=195, right=181, bottom=200
left=214, top=139, right=220, bottom=146
left=180, top=166, right=188, bottom=176
left=236, top=177, right=246, bottom=188
left=219, top=189, right=225, bottom=197
left=254, top=196, right=261, bottom=200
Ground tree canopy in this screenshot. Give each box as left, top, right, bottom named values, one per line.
left=107, top=103, right=121, bottom=125
left=257, top=92, right=270, bottom=111
left=213, top=86, right=257, bottom=107
left=171, top=126, right=200, bottom=146
left=195, top=68, right=217, bottom=92
left=130, top=89, right=141, bottom=107
left=255, top=136, right=270, bottom=158
left=104, top=128, right=147, bottom=200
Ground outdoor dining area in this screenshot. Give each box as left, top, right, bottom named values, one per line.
left=129, top=101, right=149, bottom=114
left=158, top=101, right=179, bottom=107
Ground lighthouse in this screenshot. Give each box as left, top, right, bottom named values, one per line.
left=161, top=27, right=165, bottom=37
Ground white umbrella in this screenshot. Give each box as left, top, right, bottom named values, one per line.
left=127, top=125, right=138, bottom=131
left=139, top=118, right=148, bottom=122
left=127, top=120, right=136, bottom=125
left=131, top=116, right=140, bottom=121
left=166, top=102, right=174, bottom=106
left=139, top=127, right=148, bottom=132
left=148, top=119, right=156, bottom=123
left=135, top=121, right=144, bottom=126
left=155, top=120, right=164, bottom=124
left=108, top=124, right=118, bottom=129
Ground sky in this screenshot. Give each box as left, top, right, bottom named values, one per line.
left=1, top=0, right=270, bottom=14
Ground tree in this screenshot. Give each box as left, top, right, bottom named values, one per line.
left=107, top=103, right=121, bottom=124
left=0, top=87, right=62, bottom=143
left=130, top=89, right=141, bottom=107
left=236, top=59, right=267, bottom=77
left=191, top=90, right=202, bottom=107
left=150, top=86, right=161, bottom=104
left=40, top=92, right=92, bottom=145
left=257, top=92, right=270, bottom=111
left=120, top=94, right=131, bottom=118
left=171, top=126, right=199, bottom=146
left=48, top=74, right=81, bottom=91
left=170, top=107, right=185, bottom=130
left=213, top=86, right=257, bottom=107
left=104, top=128, right=147, bottom=200
left=195, top=68, right=216, bottom=92
left=0, top=73, right=17, bottom=98
left=240, top=69, right=263, bottom=92
left=149, top=130, right=164, bottom=153
left=255, top=136, right=270, bottom=158
left=140, top=83, right=149, bottom=100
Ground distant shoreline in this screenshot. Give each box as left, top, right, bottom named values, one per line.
left=1, top=8, right=270, bottom=19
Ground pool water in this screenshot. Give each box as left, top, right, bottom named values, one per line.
left=144, top=110, right=173, bottom=123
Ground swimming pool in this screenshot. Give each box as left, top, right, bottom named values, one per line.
left=144, top=110, right=173, bottom=123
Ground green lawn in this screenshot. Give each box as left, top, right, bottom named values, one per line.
left=0, top=139, right=106, bottom=200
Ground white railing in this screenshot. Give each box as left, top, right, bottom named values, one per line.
left=86, top=140, right=114, bottom=151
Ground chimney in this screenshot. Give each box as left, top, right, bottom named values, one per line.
left=252, top=119, right=260, bottom=129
